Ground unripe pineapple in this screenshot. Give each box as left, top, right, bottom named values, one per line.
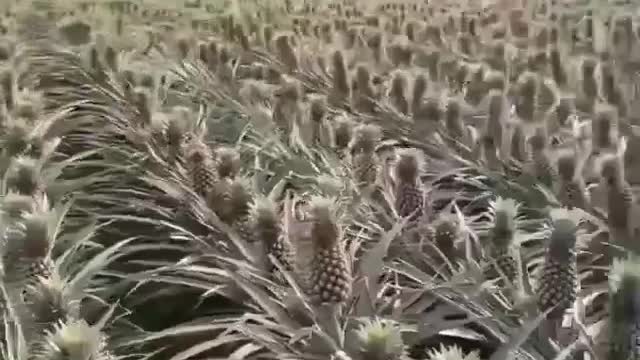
left=393, top=149, right=425, bottom=222
left=251, top=196, right=293, bottom=272
left=354, top=318, right=407, bottom=360
left=307, top=197, right=351, bottom=305
left=549, top=47, right=567, bottom=88
left=608, top=256, right=640, bottom=360
left=526, top=129, right=558, bottom=188
left=485, top=198, right=520, bottom=282
left=185, top=139, right=218, bottom=198
left=555, top=149, right=589, bottom=210
left=537, top=209, right=579, bottom=319
left=350, top=124, right=382, bottom=186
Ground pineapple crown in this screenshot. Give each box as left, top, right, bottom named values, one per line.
left=393, top=148, right=424, bottom=184
left=517, top=71, right=539, bottom=100
left=331, top=49, right=350, bottom=92
left=250, top=196, right=281, bottom=246
left=426, top=344, right=481, bottom=360
left=24, top=269, right=80, bottom=325
left=5, top=156, right=42, bottom=196
left=214, top=146, right=241, bottom=179
left=608, top=255, right=640, bottom=345
left=354, top=318, right=406, bottom=359
left=528, top=127, right=548, bottom=152
left=0, top=193, right=35, bottom=220
left=484, top=70, right=506, bottom=91
left=37, top=320, right=106, bottom=360
left=166, top=106, right=191, bottom=146
left=547, top=208, right=579, bottom=253
left=228, top=178, right=253, bottom=219
left=609, top=256, right=640, bottom=295
left=22, top=210, right=52, bottom=258
left=355, top=64, right=372, bottom=88
left=595, top=152, right=625, bottom=187
left=185, top=138, right=213, bottom=164
left=412, top=73, right=428, bottom=103
left=555, top=148, right=579, bottom=181
left=310, top=96, right=327, bottom=123
left=389, top=70, right=408, bottom=96
left=350, top=123, right=382, bottom=154
left=2, top=117, right=31, bottom=156
left=274, top=80, right=302, bottom=101
left=592, top=102, right=618, bottom=147
left=489, top=197, right=520, bottom=248
left=308, top=196, right=340, bottom=249
left=333, top=116, right=354, bottom=149
left=487, top=90, right=506, bottom=125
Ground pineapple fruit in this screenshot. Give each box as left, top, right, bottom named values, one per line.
left=485, top=198, right=520, bottom=283
left=307, top=197, right=351, bottom=305
left=393, top=148, right=425, bottom=222
left=536, top=209, right=579, bottom=319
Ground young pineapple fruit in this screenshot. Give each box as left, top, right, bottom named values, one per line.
left=393, top=149, right=425, bottom=222
left=251, top=196, right=293, bottom=272
left=555, top=149, right=589, bottom=210
left=307, top=197, right=352, bottom=305
left=227, top=178, right=253, bottom=241
left=185, top=138, right=218, bottom=199
left=353, top=318, right=407, bottom=360
left=214, top=146, right=241, bottom=180
left=608, top=256, right=640, bottom=360
left=537, top=209, right=579, bottom=319
left=485, top=198, right=520, bottom=283
left=526, top=129, right=558, bottom=188
left=424, top=213, right=464, bottom=266
left=350, top=124, right=382, bottom=187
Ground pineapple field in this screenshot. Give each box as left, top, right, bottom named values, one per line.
left=2, top=0, right=640, bottom=359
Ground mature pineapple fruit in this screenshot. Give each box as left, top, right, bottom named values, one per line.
left=599, top=152, right=634, bottom=236
left=353, top=318, right=407, bottom=360
left=393, top=148, right=425, bottom=222
left=307, top=197, right=351, bottom=305
left=608, top=256, right=640, bottom=360
left=251, top=196, right=293, bottom=272
left=485, top=198, right=520, bottom=283
left=537, top=209, right=579, bottom=319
